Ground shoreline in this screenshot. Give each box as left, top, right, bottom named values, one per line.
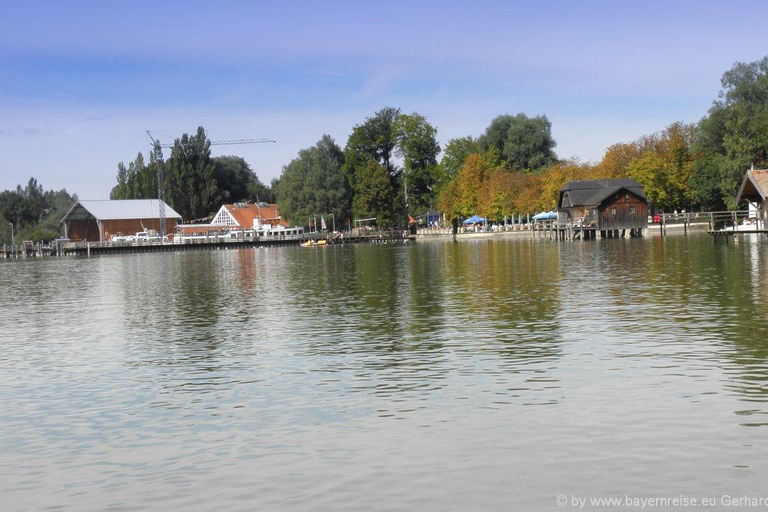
left=416, top=222, right=710, bottom=241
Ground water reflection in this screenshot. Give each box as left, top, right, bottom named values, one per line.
left=4, top=236, right=768, bottom=509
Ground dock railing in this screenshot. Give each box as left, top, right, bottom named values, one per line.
left=655, top=210, right=754, bottom=236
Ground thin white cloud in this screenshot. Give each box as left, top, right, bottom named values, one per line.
left=354, top=65, right=406, bottom=101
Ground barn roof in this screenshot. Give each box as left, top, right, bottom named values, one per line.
left=61, top=199, right=182, bottom=222
left=736, top=169, right=768, bottom=204
left=559, top=179, right=646, bottom=208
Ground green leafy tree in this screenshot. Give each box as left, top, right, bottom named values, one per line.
left=0, top=177, right=76, bottom=242
left=691, top=57, right=768, bottom=208
left=503, top=114, right=558, bottom=170
left=248, top=180, right=275, bottom=204
left=478, top=113, right=557, bottom=171
left=110, top=152, right=154, bottom=200
left=478, top=115, right=515, bottom=158
left=344, top=107, right=400, bottom=180
left=274, top=135, right=350, bottom=226
left=111, top=161, right=130, bottom=199
left=351, top=160, right=395, bottom=226
left=165, top=127, right=219, bottom=219
left=344, top=107, right=402, bottom=222
left=110, top=128, right=275, bottom=219
left=0, top=190, right=27, bottom=228
left=211, top=156, right=252, bottom=203
left=395, top=112, right=440, bottom=214
left=0, top=178, right=47, bottom=228
left=689, top=154, right=730, bottom=211
left=211, top=155, right=273, bottom=203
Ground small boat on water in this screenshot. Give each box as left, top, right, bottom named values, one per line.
left=723, top=219, right=762, bottom=232
left=301, top=239, right=328, bottom=247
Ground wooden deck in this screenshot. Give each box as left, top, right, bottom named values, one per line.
left=532, top=222, right=641, bottom=240
left=705, top=210, right=768, bottom=243
left=707, top=229, right=768, bottom=244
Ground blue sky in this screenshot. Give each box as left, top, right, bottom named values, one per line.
left=1, top=0, right=766, bottom=199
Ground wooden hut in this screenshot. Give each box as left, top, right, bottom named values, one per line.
left=61, top=199, right=182, bottom=242
left=558, top=179, right=648, bottom=238
left=735, top=169, right=768, bottom=225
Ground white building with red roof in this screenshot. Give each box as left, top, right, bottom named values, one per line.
left=177, top=202, right=302, bottom=239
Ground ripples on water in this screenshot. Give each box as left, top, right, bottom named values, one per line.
left=2, top=234, right=768, bottom=510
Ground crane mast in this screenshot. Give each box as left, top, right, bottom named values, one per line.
left=146, top=131, right=275, bottom=239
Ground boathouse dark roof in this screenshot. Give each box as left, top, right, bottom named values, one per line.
left=559, top=179, right=646, bottom=208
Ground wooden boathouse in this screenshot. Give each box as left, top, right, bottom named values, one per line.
left=735, top=168, right=768, bottom=225
left=61, top=199, right=182, bottom=242
left=557, top=179, right=648, bottom=239
left=707, top=168, right=768, bottom=242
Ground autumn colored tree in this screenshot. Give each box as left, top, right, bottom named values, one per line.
left=455, top=153, right=491, bottom=217
left=538, top=161, right=596, bottom=209
left=435, top=136, right=480, bottom=193
left=593, top=143, right=641, bottom=179
left=478, top=169, right=525, bottom=221
left=515, top=173, right=545, bottom=214
left=437, top=153, right=495, bottom=220
left=436, top=178, right=462, bottom=221
left=627, top=123, right=696, bottom=211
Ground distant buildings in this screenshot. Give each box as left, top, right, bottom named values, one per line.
left=177, top=202, right=302, bottom=238
left=60, top=200, right=303, bottom=242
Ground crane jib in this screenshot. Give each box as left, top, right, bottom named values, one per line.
left=145, top=131, right=276, bottom=239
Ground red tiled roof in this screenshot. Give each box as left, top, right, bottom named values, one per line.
left=224, top=203, right=287, bottom=227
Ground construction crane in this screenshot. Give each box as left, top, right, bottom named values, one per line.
left=146, top=131, right=275, bottom=238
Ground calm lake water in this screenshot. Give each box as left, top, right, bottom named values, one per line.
left=2, top=234, right=768, bottom=511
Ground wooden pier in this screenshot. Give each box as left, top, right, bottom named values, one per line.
left=705, top=210, right=768, bottom=243
left=1, top=230, right=415, bottom=258
left=708, top=229, right=768, bottom=244
left=532, top=221, right=642, bottom=241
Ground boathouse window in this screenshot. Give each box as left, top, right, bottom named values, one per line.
left=610, top=208, right=617, bottom=215
left=630, top=206, right=636, bottom=214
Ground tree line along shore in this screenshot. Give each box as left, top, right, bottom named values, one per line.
left=3, top=56, right=768, bottom=244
